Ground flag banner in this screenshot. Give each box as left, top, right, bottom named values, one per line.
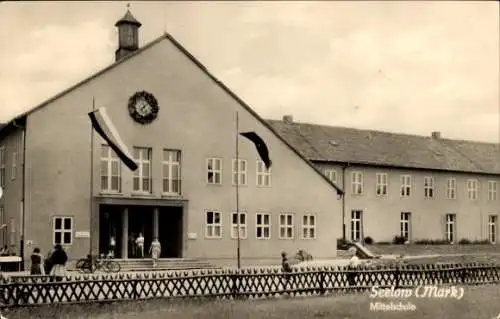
left=88, top=107, right=138, bottom=171
left=240, top=132, right=272, bottom=169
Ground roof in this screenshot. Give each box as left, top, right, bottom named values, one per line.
left=0, top=30, right=344, bottom=196
left=115, top=10, right=142, bottom=27
left=267, top=119, right=500, bottom=175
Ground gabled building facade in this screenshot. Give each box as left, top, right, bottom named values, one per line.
left=269, top=117, right=500, bottom=244
left=0, top=10, right=343, bottom=266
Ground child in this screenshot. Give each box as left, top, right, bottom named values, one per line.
left=30, top=247, right=44, bottom=275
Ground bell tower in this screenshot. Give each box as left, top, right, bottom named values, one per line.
left=115, top=5, right=142, bottom=61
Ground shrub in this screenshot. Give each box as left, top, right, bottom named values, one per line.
left=392, top=235, right=406, bottom=245
left=364, top=236, right=374, bottom=245
left=472, top=239, right=490, bottom=244
left=414, top=239, right=451, bottom=245
left=336, top=238, right=349, bottom=250
left=376, top=241, right=391, bottom=245
left=458, top=238, right=471, bottom=245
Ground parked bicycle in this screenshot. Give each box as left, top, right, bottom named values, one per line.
left=76, top=254, right=121, bottom=274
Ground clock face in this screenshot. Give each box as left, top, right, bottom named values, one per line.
left=128, top=91, right=159, bottom=124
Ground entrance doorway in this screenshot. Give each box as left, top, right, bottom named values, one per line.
left=159, top=206, right=183, bottom=258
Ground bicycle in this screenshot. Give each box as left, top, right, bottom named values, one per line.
left=76, top=254, right=121, bottom=274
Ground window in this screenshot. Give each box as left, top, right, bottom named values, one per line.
left=0, top=206, right=4, bottom=246
left=100, top=144, right=121, bottom=193
left=350, top=210, right=363, bottom=241
left=375, top=173, right=388, bottom=196
left=400, top=175, right=412, bottom=197
left=11, top=152, right=16, bottom=180
left=256, top=160, right=271, bottom=187
left=53, top=217, right=73, bottom=245
left=351, top=171, right=363, bottom=195
left=207, top=158, right=222, bottom=184
left=400, top=212, right=411, bottom=242
left=424, top=176, right=434, bottom=198
left=324, top=169, right=337, bottom=183
left=446, top=178, right=456, bottom=199
left=488, top=181, right=498, bottom=201
left=162, top=149, right=181, bottom=195
left=488, top=215, right=497, bottom=244
left=279, top=213, right=294, bottom=239
left=133, top=147, right=152, bottom=193
left=302, top=214, right=316, bottom=239
left=231, top=212, right=247, bottom=239
left=232, top=159, right=247, bottom=186
left=256, top=213, right=271, bottom=239
left=467, top=179, right=478, bottom=201
left=0, top=146, right=5, bottom=187
left=9, top=217, right=15, bottom=246
left=445, top=214, right=456, bottom=243
left=205, top=211, right=222, bottom=238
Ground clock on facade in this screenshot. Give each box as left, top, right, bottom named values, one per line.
left=128, top=91, right=159, bottom=124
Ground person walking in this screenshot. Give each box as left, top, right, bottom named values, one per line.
left=30, top=247, right=44, bottom=275
left=50, top=244, right=68, bottom=282
left=149, top=238, right=161, bottom=268
left=135, top=233, right=145, bottom=258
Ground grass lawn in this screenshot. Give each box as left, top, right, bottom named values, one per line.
left=3, top=284, right=499, bottom=319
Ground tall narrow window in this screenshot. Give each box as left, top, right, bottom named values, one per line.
left=376, top=173, right=388, bottom=196
left=302, top=214, right=316, bottom=239
left=133, top=147, right=152, bottom=193
left=445, top=214, right=456, bottom=243
left=256, top=213, right=271, bottom=239
left=488, top=181, right=498, bottom=201
left=400, top=212, right=411, bottom=242
left=162, top=149, right=181, bottom=195
left=11, top=152, right=16, bottom=180
left=446, top=178, right=456, bottom=199
left=351, top=171, right=363, bottom=195
left=0, top=146, right=5, bottom=187
left=205, top=211, right=222, bottom=238
left=256, top=160, right=271, bottom=187
left=488, top=215, right=497, bottom=244
left=424, top=176, right=434, bottom=198
left=231, top=212, right=247, bottom=239
left=53, top=216, right=73, bottom=245
left=232, top=159, right=247, bottom=186
left=324, top=169, right=337, bottom=183
left=279, top=213, right=294, bottom=239
left=207, top=158, right=222, bottom=185
left=100, top=144, right=121, bottom=193
left=467, top=179, right=478, bottom=201
left=401, top=175, right=412, bottom=197
left=350, top=210, right=363, bottom=241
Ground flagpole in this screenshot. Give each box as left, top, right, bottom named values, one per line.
left=89, top=98, right=95, bottom=262
left=236, top=111, right=241, bottom=269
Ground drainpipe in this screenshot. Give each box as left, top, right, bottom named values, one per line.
left=13, top=119, right=26, bottom=271
left=341, top=164, right=349, bottom=241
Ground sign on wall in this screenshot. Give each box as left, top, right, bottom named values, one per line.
left=75, top=231, right=90, bottom=238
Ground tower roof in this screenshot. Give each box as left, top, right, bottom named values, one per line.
left=115, top=9, right=142, bottom=27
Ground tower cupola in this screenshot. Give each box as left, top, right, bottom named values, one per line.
left=115, top=7, right=142, bottom=61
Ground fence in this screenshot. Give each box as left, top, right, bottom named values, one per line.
left=1, top=262, right=499, bottom=308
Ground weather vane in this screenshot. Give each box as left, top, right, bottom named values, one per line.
left=127, top=3, right=131, bottom=9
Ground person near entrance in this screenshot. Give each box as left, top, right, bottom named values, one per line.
left=149, top=238, right=161, bottom=268
left=109, top=236, right=116, bottom=258
left=135, top=233, right=145, bottom=258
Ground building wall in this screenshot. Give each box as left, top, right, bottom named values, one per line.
left=0, top=127, right=24, bottom=253
left=22, top=37, right=342, bottom=263
left=315, top=163, right=500, bottom=243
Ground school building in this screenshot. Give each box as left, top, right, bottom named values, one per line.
left=0, top=9, right=343, bottom=266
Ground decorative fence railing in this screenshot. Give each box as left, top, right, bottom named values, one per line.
left=1, top=263, right=499, bottom=308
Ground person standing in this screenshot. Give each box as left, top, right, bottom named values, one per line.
left=135, top=233, right=144, bottom=258
left=128, top=233, right=136, bottom=258
left=30, top=247, right=44, bottom=275
left=50, top=244, right=68, bottom=282
left=149, top=238, right=161, bottom=268
left=109, top=236, right=116, bottom=258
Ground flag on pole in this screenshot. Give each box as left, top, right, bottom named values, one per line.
left=239, top=132, right=272, bottom=169
left=88, top=107, right=138, bottom=171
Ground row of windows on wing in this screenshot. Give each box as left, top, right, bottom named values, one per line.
left=324, top=169, right=499, bottom=201
left=100, top=145, right=272, bottom=194
left=349, top=210, right=498, bottom=244
left=204, top=211, right=316, bottom=240
left=0, top=146, right=18, bottom=188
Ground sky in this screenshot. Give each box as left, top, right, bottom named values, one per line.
left=0, top=1, right=499, bottom=143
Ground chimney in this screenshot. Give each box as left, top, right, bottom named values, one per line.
left=283, top=115, right=294, bottom=124
left=431, top=131, right=441, bottom=139
left=114, top=9, right=142, bottom=61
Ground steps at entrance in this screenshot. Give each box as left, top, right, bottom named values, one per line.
left=116, top=258, right=220, bottom=271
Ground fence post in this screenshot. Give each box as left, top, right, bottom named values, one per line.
left=319, top=269, right=325, bottom=295
left=231, top=272, right=239, bottom=300
left=395, top=265, right=400, bottom=289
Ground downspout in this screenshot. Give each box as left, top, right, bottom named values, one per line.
left=342, top=164, right=349, bottom=241
left=13, top=119, right=26, bottom=271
